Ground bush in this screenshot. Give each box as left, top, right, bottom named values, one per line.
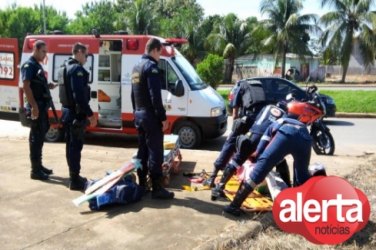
left=196, top=54, right=224, bottom=89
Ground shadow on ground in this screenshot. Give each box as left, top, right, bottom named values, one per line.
left=82, top=132, right=227, bottom=152
left=344, top=220, right=376, bottom=248
left=325, top=119, right=354, bottom=126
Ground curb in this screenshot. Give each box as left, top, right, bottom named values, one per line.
left=335, top=112, right=376, bottom=119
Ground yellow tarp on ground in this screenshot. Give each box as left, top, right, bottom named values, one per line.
left=224, top=177, right=273, bottom=212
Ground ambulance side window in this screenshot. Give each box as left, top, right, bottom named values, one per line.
left=52, top=54, right=94, bottom=83
left=158, top=59, right=179, bottom=92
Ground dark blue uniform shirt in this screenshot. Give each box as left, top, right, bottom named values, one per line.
left=66, top=58, right=93, bottom=117
left=256, top=117, right=309, bottom=155
left=250, top=105, right=286, bottom=135
left=21, top=56, right=48, bottom=102
left=131, top=54, right=166, bottom=122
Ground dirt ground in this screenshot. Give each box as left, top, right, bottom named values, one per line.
left=209, top=154, right=376, bottom=250
left=326, top=74, right=376, bottom=83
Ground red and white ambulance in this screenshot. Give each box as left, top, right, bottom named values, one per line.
left=0, top=38, right=19, bottom=121
left=0, top=35, right=227, bottom=148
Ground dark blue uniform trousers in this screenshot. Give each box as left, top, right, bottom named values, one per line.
left=29, top=106, right=49, bottom=164
left=214, top=115, right=256, bottom=170
left=232, top=133, right=261, bottom=166
left=250, top=129, right=312, bottom=186
left=61, top=108, right=85, bottom=174
left=134, top=110, right=164, bottom=180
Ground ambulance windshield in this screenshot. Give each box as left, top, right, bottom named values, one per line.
left=172, top=55, right=207, bottom=91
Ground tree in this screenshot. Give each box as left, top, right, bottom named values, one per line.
left=320, top=0, right=376, bottom=82
left=196, top=54, right=224, bottom=89
left=157, top=0, right=204, bottom=38
left=42, top=6, right=69, bottom=33
left=244, top=16, right=270, bottom=55
left=0, top=4, right=68, bottom=52
left=259, top=0, right=319, bottom=78
left=205, top=13, right=251, bottom=83
left=122, top=0, right=159, bottom=35
left=181, top=15, right=222, bottom=64
left=67, top=0, right=119, bottom=34
left=155, top=0, right=204, bottom=64
left=223, top=43, right=236, bottom=83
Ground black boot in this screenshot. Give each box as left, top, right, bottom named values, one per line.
left=223, top=181, right=254, bottom=216
left=276, top=160, right=291, bottom=187
left=30, top=160, right=49, bottom=180
left=211, top=165, right=236, bottom=201
left=151, top=178, right=174, bottom=199
left=41, top=165, right=53, bottom=175
left=69, top=173, right=88, bottom=191
left=204, top=167, right=219, bottom=188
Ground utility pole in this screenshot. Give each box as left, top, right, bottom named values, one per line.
left=42, top=0, right=46, bottom=34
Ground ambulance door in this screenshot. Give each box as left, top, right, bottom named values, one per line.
left=158, top=59, right=187, bottom=117
left=97, top=40, right=122, bottom=128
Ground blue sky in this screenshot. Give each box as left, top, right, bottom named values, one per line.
left=1, top=0, right=336, bottom=20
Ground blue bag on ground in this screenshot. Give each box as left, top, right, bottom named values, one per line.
left=88, top=175, right=143, bottom=210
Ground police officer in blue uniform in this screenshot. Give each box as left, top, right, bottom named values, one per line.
left=22, top=40, right=56, bottom=180
left=224, top=107, right=313, bottom=216
left=131, top=38, right=174, bottom=199
left=206, top=80, right=266, bottom=187
left=60, top=42, right=97, bottom=191
left=211, top=103, right=291, bottom=200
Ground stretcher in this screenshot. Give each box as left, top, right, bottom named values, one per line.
left=162, top=134, right=182, bottom=185
left=224, top=176, right=274, bottom=212
left=224, top=160, right=288, bottom=212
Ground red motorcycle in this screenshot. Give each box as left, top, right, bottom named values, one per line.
left=287, top=85, right=335, bottom=155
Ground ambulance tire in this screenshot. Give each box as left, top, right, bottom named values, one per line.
left=45, top=127, right=64, bottom=142
left=173, top=121, right=202, bottom=149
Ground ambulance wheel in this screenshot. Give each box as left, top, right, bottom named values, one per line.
left=174, top=121, right=202, bottom=149
left=45, top=127, right=64, bottom=142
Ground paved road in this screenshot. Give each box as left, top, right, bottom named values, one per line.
left=1, top=117, right=375, bottom=155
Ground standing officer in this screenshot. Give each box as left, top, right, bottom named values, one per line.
left=205, top=80, right=266, bottom=187
left=22, top=40, right=56, bottom=180
left=131, top=38, right=174, bottom=199
left=211, top=103, right=291, bottom=200
left=223, top=103, right=314, bottom=216
left=60, top=42, right=97, bottom=191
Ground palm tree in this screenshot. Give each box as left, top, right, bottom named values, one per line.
left=205, top=13, right=251, bottom=83
left=320, top=0, right=376, bottom=82
left=259, top=0, right=319, bottom=78
left=124, top=0, right=159, bottom=35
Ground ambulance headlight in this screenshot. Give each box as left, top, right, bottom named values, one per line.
left=211, top=107, right=222, bottom=117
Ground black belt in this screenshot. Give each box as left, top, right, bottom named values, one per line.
left=62, top=105, right=74, bottom=109
left=135, top=107, right=153, bottom=111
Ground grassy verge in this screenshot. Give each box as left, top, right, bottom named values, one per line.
left=320, top=90, right=376, bottom=113
left=218, top=156, right=376, bottom=250
left=216, top=89, right=376, bottom=113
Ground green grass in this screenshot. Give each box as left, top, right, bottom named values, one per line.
left=321, top=90, right=376, bottom=113
left=217, top=89, right=230, bottom=102
left=216, top=89, right=376, bottom=113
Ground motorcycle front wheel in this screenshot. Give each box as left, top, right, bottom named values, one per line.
left=311, top=127, right=335, bottom=155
